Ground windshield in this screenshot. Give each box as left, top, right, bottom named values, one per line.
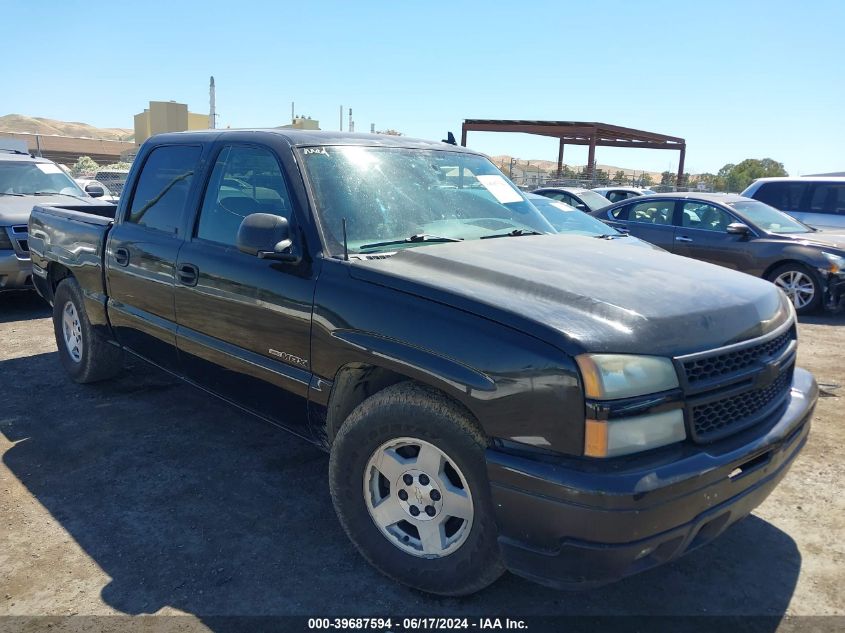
left=301, top=147, right=555, bottom=255
left=528, top=196, right=621, bottom=236
left=728, top=200, right=810, bottom=234
left=0, top=161, right=86, bottom=196
left=573, top=189, right=611, bottom=212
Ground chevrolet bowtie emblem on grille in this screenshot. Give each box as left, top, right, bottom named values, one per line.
left=756, top=360, right=781, bottom=389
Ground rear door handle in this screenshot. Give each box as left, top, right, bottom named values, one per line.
left=675, top=236, right=693, bottom=243
left=177, top=263, right=199, bottom=287
left=114, top=247, right=130, bottom=266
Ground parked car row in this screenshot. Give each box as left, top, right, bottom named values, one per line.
left=27, top=129, right=817, bottom=597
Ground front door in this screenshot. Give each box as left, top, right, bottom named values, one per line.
left=673, top=202, right=756, bottom=271
left=105, top=144, right=203, bottom=370
left=173, top=144, right=316, bottom=435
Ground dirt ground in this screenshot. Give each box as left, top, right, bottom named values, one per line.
left=1, top=291, right=843, bottom=630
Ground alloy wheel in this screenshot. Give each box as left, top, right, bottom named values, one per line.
left=774, top=270, right=816, bottom=310
left=363, top=437, right=474, bottom=558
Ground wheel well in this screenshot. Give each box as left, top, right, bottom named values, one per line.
left=46, top=263, right=74, bottom=302
left=324, top=364, right=478, bottom=446
left=762, top=259, right=817, bottom=281
left=325, top=365, right=407, bottom=445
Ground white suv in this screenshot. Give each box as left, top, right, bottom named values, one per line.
left=742, top=177, right=845, bottom=231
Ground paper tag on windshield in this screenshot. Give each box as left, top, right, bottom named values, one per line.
left=551, top=202, right=574, bottom=212
left=476, top=175, right=523, bottom=204
left=36, top=163, right=62, bottom=174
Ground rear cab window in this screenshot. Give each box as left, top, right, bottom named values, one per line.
left=126, top=145, right=203, bottom=234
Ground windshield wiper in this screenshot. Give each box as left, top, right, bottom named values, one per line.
left=593, top=233, right=627, bottom=239
left=480, top=229, right=544, bottom=239
left=358, top=234, right=463, bottom=250
left=33, top=191, right=87, bottom=200
left=0, top=192, right=25, bottom=196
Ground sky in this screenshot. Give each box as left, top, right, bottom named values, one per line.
left=3, top=0, right=844, bottom=176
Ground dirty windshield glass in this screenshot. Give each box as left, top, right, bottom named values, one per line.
left=301, top=146, right=554, bottom=255
left=0, top=161, right=85, bottom=196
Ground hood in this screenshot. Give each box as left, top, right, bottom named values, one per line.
left=349, top=234, right=792, bottom=357
left=777, top=230, right=845, bottom=251
left=0, top=194, right=109, bottom=225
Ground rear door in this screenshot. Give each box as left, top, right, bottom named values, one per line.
left=672, top=201, right=757, bottom=270
left=614, top=199, right=679, bottom=250
left=105, top=144, right=203, bottom=370
left=173, top=143, right=316, bottom=434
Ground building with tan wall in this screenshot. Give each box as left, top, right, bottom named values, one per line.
left=134, top=101, right=209, bottom=144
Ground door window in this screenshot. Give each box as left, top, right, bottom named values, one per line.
left=127, top=145, right=202, bottom=234
left=196, top=145, right=293, bottom=246
left=681, top=202, right=734, bottom=232
left=754, top=182, right=807, bottom=211
left=628, top=200, right=674, bottom=225
left=809, top=184, right=845, bottom=215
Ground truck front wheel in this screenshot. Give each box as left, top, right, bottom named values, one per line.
left=329, top=382, right=504, bottom=596
left=52, top=278, right=123, bottom=383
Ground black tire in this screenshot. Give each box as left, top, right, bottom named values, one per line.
left=329, top=382, right=505, bottom=596
left=52, top=277, right=124, bottom=383
left=766, top=263, right=823, bottom=315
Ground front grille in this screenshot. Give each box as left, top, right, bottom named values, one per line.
left=682, top=328, right=792, bottom=385
left=690, top=368, right=792, bottom=441
left=10, top=225, right=29, bottom=253
left=677, top=323, right=797, bottom=443
left=0, top=230, right=11, bottom=250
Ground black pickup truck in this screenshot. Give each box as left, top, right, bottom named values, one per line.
left=29, top=130, right=817, bottom=596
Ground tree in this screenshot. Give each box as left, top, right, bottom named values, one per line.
left=613, top=170, right=625, bottom=182
left=660, top=171, right=675, bottom=186
left=722, top=158, right=787, bottom=192
left=71, top=155, right=99, bottom=177
left=100, top=162, right=132, bottom=171
left=640, top=173, right=654, bottom=187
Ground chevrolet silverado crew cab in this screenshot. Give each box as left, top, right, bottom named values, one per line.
left=29, top=130, right=817, bottom=595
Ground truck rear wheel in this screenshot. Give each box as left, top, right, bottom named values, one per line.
left=53, top=277, right=123, bottom=383
left=329, top=382, right=504, bottom=596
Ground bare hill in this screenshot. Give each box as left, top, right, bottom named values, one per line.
left=0, top=114, right=133, bottom=141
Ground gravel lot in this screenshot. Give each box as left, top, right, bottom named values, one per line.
left=1, top=291, right=843, bottom=629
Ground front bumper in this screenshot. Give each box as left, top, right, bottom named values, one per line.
left=0, top=251, right=33, bottom=290
left=486, top=367, right=817, bottom=589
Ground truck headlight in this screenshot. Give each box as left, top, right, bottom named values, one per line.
left=576, top=354, right=679, bottom=400
left=577, top=354, right=685, bottom=457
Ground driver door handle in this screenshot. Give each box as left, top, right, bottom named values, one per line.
left=177, top=263, right=199, bottom=287
left=114, top=247, right=130, bottom=266
left=675, top=236, right=693, bottom=243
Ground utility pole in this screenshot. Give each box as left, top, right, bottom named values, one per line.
left=209, top=76, right=217, bottom=129
left=348, top=108, right=353, bottom=133
left=339, top=105, right=343, bottom=131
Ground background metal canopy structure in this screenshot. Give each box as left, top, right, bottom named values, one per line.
left=461, top=119, right=686, bottom=183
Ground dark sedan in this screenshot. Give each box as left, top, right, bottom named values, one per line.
left=590, top=192, right=845, bottom=313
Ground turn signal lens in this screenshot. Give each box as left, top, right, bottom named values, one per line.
left=584, top=410, right=686, bottom=458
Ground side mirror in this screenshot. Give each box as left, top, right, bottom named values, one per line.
left=236, top=213, right=300, bottom=263
left=85, top=183, right=105, bottom=198
left=726, top=222, right=751, bottom=236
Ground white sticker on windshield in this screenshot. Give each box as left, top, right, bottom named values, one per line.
left=36, top=163, right=62, bottom=174
left=476, top=175, right=523, bottom=204
left=551, top=202, right=574, bottom=212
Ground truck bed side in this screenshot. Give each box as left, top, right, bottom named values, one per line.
left=29, top=204, right=117, bottom=331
